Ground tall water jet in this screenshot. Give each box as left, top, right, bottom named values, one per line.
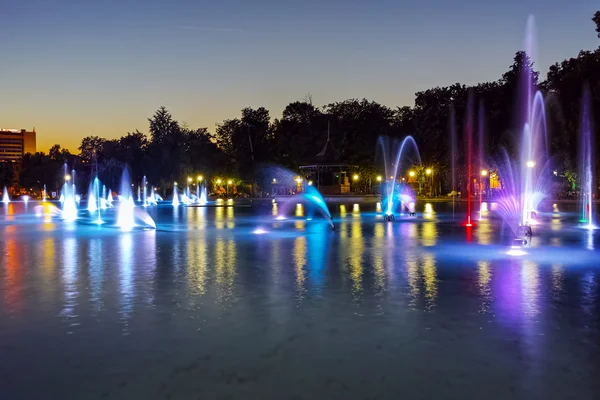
left=142, top=176, right=148, bottom=207
left=61, top=166, right=78, bottom=222
left=172, top=183, right=180, bottom=207
left=199, top=184, right=207, bottom=205
left=43, top=184, right=47, bottom=202
left=116, top=169, right=135, bottom=231
left=137, top=185, right=141, bottom=202
left=1, top=187, right=9, bottom=204
left=376, top=135, right=421, bottom=217
left=478, top=100, right=486, bottom=220
left=107, top=190, right=113, bottom=207
left=495, top=17, right=551, bottom=237
left=450, top=106, right=456, bottom=219
left=465, top=93, right=474, bottom=227
left=580, top=86, right=595, bottom=229
left=87, top=179, right=98, bottom=214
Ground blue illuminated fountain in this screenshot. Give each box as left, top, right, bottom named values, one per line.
left=172, top=184, right=180, bottom=207
left=116, top=169, right=136, bottom=231
left=61, top=165, right=78, bottom=222
left=2, top=187, right=9, bottom=204
left=376, top=135, right=421, bottom=219
left=87, top=176, right=103, bottom=224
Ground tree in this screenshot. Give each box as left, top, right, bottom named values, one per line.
left=594, top=11, right=600, bottom=35
left=78, top=136, right=106, bottom=162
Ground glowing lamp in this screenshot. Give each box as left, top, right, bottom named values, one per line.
left=481, top=170, right=488, bottom=176
left=197, top=175, right=203, bottom=182
left=353, top=174, right=359, bottom=181
left=64, top=174, right=71, bottom=181
left=174, top=182, right=178, bottom=186
left=526, top=161, right=536, bottom=168
left=376, top=176, right=382, bottom=182
left=272, top=178, right=277, bottom=184
left=295, top=177, right=303, bottom=184
left=227, top=180, right=232, bottom=185
left=187, top=177, right=192, bottom=183
left=425, top=168, right=432, bottom=175
left=216, top=179, right=222, bottom=185
left=409, top=171, right=415, bottom=177
left=308, top=180, right=313, bottom=186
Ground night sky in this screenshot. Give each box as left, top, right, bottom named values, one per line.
left=1, top=0, right=598, bottom=151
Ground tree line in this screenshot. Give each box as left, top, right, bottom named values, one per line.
left=3, top=11, right=599, bottom=197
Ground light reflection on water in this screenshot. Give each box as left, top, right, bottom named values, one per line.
left=0, top=204, right=599, bottom=398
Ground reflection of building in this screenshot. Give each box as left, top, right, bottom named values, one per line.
left=0, top=128, right=36, bottom=161
left=299, top=130, right=357, bottom=195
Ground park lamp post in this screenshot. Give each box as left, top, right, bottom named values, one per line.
left=227, top=180, right=232, bottom=196
left=425, top=168, right=433, bottom=196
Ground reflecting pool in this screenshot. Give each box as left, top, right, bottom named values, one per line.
left=1, top=201, right=599, bottom=399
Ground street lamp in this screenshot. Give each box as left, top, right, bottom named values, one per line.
left=426, top=168, right=433, bottom=196
left=187, top=177, right=192, bottom=183
left=526, top=161, right=536, bottom=168
left=480, top=170, right=488, bottom=176
left=227, top=180, right=232, bottom=196
left=353, top=174, right=359, bottom=181
left=376, top=176, right=382, bottom=182
left=409, top=171, right=415, bottom=177
left=308, top=180, right=313, bottom=186
left=64, top=174, right=71, bottom=181
left=197, top=175, right=203, bottom=182
left=272, top=178, right=277, bottom=184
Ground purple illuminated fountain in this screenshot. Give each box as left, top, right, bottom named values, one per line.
left=495, top=16, right=552, bottom=239
left=376, top=136, right=421, bottom=219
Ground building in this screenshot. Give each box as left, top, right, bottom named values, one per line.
left=0, top=128, right=36, bottom=161
left=299, top=128, right=357, bottom=195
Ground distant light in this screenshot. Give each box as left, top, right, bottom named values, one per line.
left=409, top=171, right=415, bottom=177
left=275, top=216, right=286, bottom=220
left=553, top=170, right=558, bottom=176
left=216, top=179, right=222, bottom=185
left=187, top=177, right=192, bottom=183
left=526, top=161, right=536, bottom=168
left=480, top=170, right=488, bottom=176
left=272, top=178, right=277, bottom=184
left=353, top=204, right=359, bottom=212
left=353, top=174, right=359, bottom=181
left=402, top=177, right=405, bottom=181
left=174, top=182, right=178, bottom=186
left=295, top=176, right=303, bottom=184
left=308, top=180, right=313, bottom=186
left=376, top=175, right=382, bottom=182
left=389, top=176, right=393, bottom=179
left=425, top=168, right=432, bottom=175
left=64, top=174, right=71, bottom=181
left=227, top=180, right=232, bottom=185
left=197, top=175, right=203, bottom=182
left=253, top=228, right=267, bottom=235
left=425, top=203, right=433, bottom=213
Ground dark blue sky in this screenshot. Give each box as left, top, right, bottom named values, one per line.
left=2, top=0, right=598, bottom=151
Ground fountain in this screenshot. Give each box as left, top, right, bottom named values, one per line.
left=116, top=169, right=135, bottom=231
left=107, top=191, right=113, bottom=207
left=1, top=187, right=9, bottom=204
left=137, top=186, right=141, bottom=203
left=376, top=136, right=421, bottom=218
left=464, top=93, right=474, bottom=227
left=43, top=184, right=47, bottom=202
left=87, top=179, right=98, bottom=214
left=61, top=166, right=78, bottom=222
left=87, top=177, right=103, bottom=224
left=142, top=176, right=148, bottom=207
left=580, top=86, right=595, bottom=229
left=172, top=184, right=180, bottom=207
left=495, top=16, right=551, bottom=239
